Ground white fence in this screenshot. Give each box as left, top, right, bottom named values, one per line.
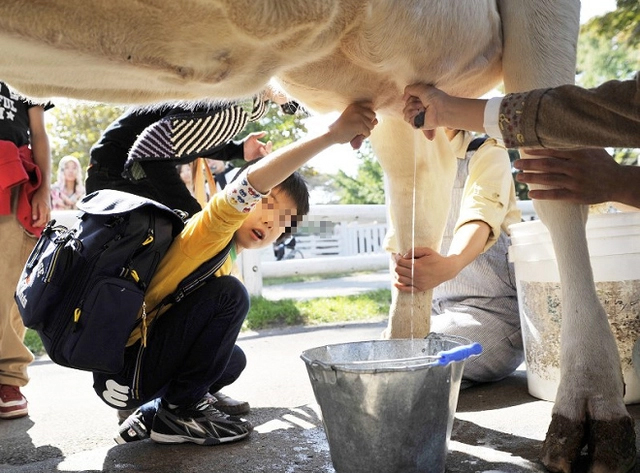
left=240, top=201, right=537, bottom=295
left=51, top=201, right=537, bottom=296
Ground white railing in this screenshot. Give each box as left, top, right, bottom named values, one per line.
left=52, top=201, right=537, bottom=296
left=240, top=201, right=537, bottom=295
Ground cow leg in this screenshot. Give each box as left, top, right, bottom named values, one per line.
left=533, top=199, right=635, bottom=473
left=498, top=1, right=635, bottom=471
left=370, top=118, right=457, bottom=339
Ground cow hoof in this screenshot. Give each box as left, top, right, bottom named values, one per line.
left=588, top=416, right=636, bottom=473
left=541, top=413, right=586, bottom=473
left=541, top=413, right=637, bottom=473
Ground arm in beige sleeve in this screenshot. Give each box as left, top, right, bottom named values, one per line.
left=498, top=73, right=640, bottom=149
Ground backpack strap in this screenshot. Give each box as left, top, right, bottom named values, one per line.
left=151, top=239, right=234, bottom=312
left=466, top=136, right=488, bottom=153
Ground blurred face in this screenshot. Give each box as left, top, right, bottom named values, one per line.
left=234, top=187, right=298, bottom=252
left=63, top=161, right=79, bottom=181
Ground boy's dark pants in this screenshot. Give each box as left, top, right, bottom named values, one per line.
left=93, top=275, right=249, bottom=409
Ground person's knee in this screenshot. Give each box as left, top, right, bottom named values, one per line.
left=216, top=345, right=247, bottom=386
left=229, top=345, right=247, bottom=374
left=216, top=275, right=250, bottom=313
left=462, top=338, right=524, bottom=384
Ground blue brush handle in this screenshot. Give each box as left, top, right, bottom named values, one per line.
left=435, top=343, right=483, bottom=366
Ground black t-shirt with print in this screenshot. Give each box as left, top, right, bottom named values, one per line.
left=0, top=82, right=53, bottom=147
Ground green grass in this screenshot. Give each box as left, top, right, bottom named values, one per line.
left=245, top=288, right=391, bottom=331
left=23, top=287, right=391, bottom=355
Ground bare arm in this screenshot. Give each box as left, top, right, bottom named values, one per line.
left=404, top=75, right=640, bottom=149
left=27, top=106, right=52, bottom=227
left=393, top=220, right=490, bottom=293
left=402, top=84, right=486, bottom=139
left=246, top=103, right=377, bottom=193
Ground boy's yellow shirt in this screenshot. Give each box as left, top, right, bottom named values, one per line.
left=127, top=171, right=264, bottom=346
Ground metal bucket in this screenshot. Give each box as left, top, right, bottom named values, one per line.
left=300, top=334, right=481, bottom=473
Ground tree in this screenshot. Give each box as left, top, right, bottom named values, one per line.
left=46, top=100, right=125, bottom=181
left=584, top=0, right=640, bottom=47
left=578, top=2, right=640, bottom=165
left=577, top=3, right=640, bottom=88
left=332, top=142, right=385, bottom=204
left=46, top=99, right=308, bottom=184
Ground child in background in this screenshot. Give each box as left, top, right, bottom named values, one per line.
left=51, top=155, right=85, bottom=210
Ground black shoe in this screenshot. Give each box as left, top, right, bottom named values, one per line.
left=150, top=396, right=252, bottom=445
left=211, top=391, right=250, bottom=416
left=115, top=409, right=149, bottom=444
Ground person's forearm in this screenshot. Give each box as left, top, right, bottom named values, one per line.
left=28, top=108, right=52, bottom=192
left=498, top=75, right=640, bottom=149
left=446, top=220, right=491, bottom=274
left=614, top=166, right=640, bottom=209
left=246, top=132, right=334, bottom=193
left=442, top=97, right=487, bottom=134
left=30, top=133, right=51, bottom=193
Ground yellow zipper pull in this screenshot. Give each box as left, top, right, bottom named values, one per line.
left=130, top=269, right=140, bottom=283
left=142, top=235, right=154, bottom=246
left=74, top=308, right=81, bottom=323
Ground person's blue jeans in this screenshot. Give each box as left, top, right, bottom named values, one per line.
left=93, top=275, right=249, bottom=409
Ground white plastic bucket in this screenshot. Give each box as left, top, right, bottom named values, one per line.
left=508, top=211, right=640, bottom=404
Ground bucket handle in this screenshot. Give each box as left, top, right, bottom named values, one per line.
left=430, top=342, right=483, bottom=365
left=311, top=343, right=483, bottom=370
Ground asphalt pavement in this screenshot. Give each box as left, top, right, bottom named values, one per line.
left=2, top=273, right=640, bottom=473
left=261, top=269, right=391, bottom=300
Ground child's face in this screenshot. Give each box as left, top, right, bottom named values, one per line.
left=63, top=161, right=79, bottom=179
left=234, top=187, right=299, bottom=251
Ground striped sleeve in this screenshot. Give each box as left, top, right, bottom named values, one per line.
left=126, top=106, right=250, bottom=165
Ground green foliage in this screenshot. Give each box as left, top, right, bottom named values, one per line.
left=578, top=18, right=640, bottom=88
left=245, top=289, right=390, bottom=331
left=332, top=143, right=385, bottom=204
left=46, top=101, right=125, bottom=181
left=578, top=4, right=640, bottom=164
left=241, top=102, right=306, bottom=151
left=584, top=0, right=640, bottom=48
left=46, top=100, right=307, bottom=185
left=24, top=329, right=44, bottom=356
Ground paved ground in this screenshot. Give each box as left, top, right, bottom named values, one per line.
left=2, top=273, right=640, bottom=473
left=261, top=269, right=391, bottom=300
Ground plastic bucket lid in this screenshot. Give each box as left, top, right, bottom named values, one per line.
left=509, top=212, right=640, bottom=262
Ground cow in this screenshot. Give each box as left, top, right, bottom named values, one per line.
left=0, top=1, right=634, bottom=471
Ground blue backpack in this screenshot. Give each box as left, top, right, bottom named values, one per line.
left=14, top=190, right=230, bottom=374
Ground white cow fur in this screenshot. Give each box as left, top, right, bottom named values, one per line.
left=0, top=1, right=634, bottom=471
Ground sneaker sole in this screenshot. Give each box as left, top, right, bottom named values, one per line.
left=0, top=407, right=28, bottom=419
left=149, top=429, right=250, bottom=446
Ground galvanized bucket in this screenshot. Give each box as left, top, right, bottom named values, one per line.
left=301, top=334, right=481, bottom=473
